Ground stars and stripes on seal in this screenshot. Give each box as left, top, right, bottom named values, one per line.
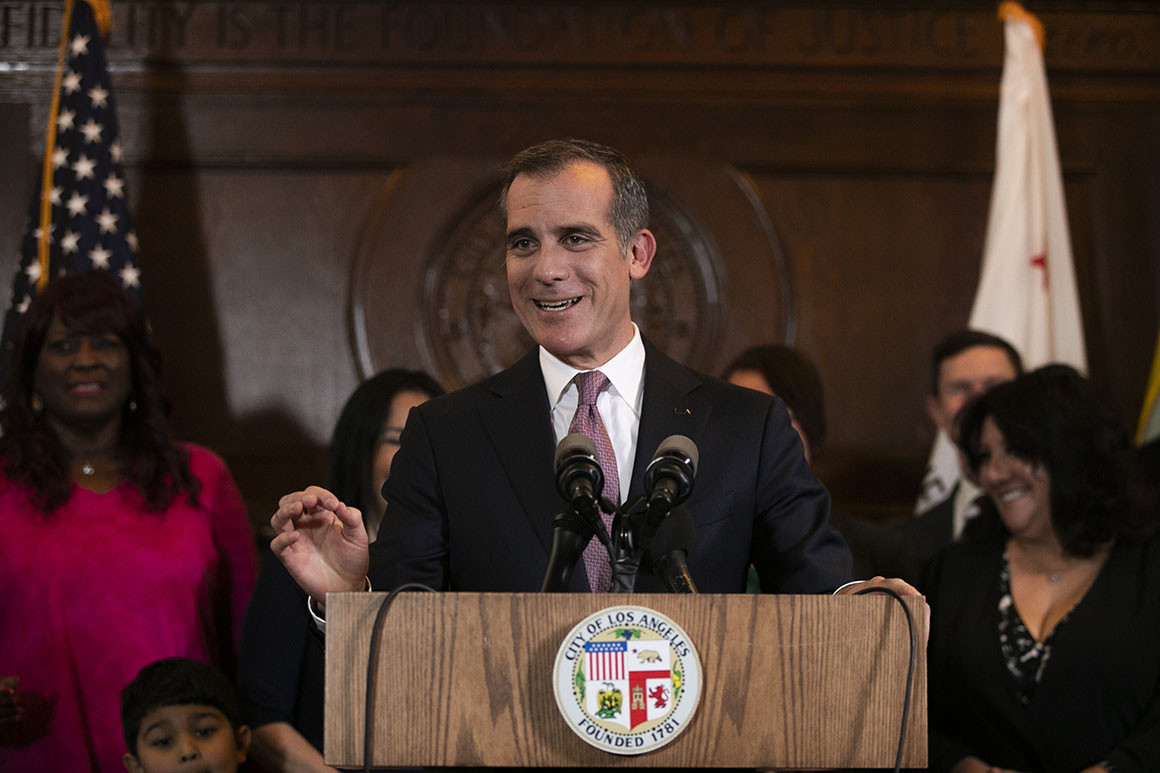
left=585, top=640, right=627, bottom=681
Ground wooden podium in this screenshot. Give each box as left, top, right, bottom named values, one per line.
left=325, top=592, right=926, bottom=769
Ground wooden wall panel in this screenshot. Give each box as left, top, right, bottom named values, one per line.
left=1, top=2, right=1157, bottom=528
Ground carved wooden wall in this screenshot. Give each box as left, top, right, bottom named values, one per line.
left=1, top=2, right=1158, bottom=528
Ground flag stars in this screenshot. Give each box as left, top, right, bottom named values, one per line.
left=126, top=231, right=139, bottom=251
left=96, top=208, right=119, bottom=234
left=66, top=192, right=89, bottom=217
left=61, top=231, right=81, bottom=254
left=103, top=174, right=124, bottom=198
left=110, top=142, right=122, bottom=163
left=52, top=147, right=69, bottom=168
left=87, top=85, right=108, bottom=108
left=24, top=261, right=42, bottom=283
left=120, top=264, right=141, bottom=288
left=72, top=154, right=96, bottom=180
left=48, top=186, right=63, bottom=206
left=15, top=296, right=31, bottom=315
left=57, top=108, right=76, bottom=131
left=69, top=34, right=89, bottom=57
left=80, top=119, right=103, bottom=144
left=89, top=245, right=112, bottom=269
left=63, top=71, right=83, bottom=94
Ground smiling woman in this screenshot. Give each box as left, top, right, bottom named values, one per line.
left=0, top=271, right=256, bottom=773
left=924, top=365, right=1160, bottom=773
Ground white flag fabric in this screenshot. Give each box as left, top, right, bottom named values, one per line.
left=917, top=4, right=1087, bottom=515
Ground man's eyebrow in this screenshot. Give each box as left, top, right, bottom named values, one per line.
left=554, top=223, right=604, bottom=239
left=505, top=226, right=535, bottom=241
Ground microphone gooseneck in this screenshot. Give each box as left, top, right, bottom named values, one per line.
left=642, top=505, right=698, bottom=594
left=542, top=434, right=608, bottom=592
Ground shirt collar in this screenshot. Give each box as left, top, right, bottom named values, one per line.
left=540, top=324, right=646, bottom=410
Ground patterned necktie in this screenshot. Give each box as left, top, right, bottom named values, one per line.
left=568, top=370, right=619, bottom=592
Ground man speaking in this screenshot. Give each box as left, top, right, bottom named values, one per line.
left=271, top=139, right=912, bottom=603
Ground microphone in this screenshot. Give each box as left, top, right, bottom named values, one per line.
left=643, top=435, right=698, bottom=518
left=555, top=433, right=604, bottom=509
left=541, top=434, right=607, bottom=592
left=642, top=505, right=697, bottom=593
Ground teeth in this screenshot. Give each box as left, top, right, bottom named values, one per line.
left=999, top=489, right=1027, bottom=503
left=535, top=297, right=580, bottom=311
left=71, top=383, right=100, bottom=393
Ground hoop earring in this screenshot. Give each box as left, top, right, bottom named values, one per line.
left=128, top=398, right=138, bottom=412
left=30, top=393, right=43, bottom=416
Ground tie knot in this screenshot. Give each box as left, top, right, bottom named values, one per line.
left=573, top=370, right=610, bottom=407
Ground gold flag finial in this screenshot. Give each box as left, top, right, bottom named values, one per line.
left=998, top=2, right=1045, bottom=50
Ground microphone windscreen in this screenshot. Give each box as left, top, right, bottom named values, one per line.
left=555, top=432, right=597, bottom=469
left=654, top=434, right=699, bottom=473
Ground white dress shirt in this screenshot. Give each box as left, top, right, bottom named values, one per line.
left=539, top=324, right=646, bottom=505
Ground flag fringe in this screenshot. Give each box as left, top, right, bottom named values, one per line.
left=36, top=0, right=77, bottom=292
left=1137, top=328, right=1160, bottom=446
left=998, top=1, right=1045, bottom=50
left=83, top=0, right=113, bottom=37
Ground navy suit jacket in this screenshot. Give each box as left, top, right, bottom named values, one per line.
left=372, top=340, right=852, bottom=594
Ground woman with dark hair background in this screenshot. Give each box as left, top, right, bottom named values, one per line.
left=239, top=368, right=443, bottom=772
left=926, top=364, right=1160, bottom=772
left=0, top=271, right=257, bottom=772
left=724, top=344, right=826, bottom=464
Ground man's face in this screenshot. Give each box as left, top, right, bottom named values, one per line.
left=926, top=344, right=1019, bottom=438
left=504, top=161, right=654, bottom=369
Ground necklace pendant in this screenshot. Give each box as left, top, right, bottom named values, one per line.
left=81, top=462, right=95, bottom=476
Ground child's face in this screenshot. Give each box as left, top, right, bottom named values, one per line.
left=123, top=704, right=249, bottom=773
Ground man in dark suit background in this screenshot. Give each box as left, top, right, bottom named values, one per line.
left=271, top=139, right=917, bottom=605
left=838, top=330, right=1023, bottom=586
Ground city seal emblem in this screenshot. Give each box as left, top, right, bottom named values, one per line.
left=552, top=605, right=702, bottom=755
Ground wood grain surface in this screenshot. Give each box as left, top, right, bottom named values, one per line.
left=326, top=592, right=926, bottom=768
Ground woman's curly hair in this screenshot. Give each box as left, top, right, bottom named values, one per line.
left=957, top=364, right=1153, bottom=556
left=0, top=271, right=198, bottom=513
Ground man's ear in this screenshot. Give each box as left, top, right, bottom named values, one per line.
left=123, top=752, right=143, bottom=773
left=235, top=724, right=252, bottom=762
left=627, top=229, right=656, bottom=280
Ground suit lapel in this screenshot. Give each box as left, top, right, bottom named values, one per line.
left=476, top=349, right=562, bottom=559
left=629, top=340, right=712, bottom=500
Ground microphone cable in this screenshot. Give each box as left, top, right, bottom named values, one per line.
left=853, top=585, right=917, bottom=773
left=363, top=582, right=437, bottom=773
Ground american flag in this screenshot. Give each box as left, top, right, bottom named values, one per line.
left=585, top=640, right=626, bottom=681
left=1, top=0, right=142, bottom=384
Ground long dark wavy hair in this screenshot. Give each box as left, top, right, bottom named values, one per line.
left=724, top=344, right=826, bottom=455
left=957, top=364, right=1154, bottom=556
left=0, top=271, right=198, bottom=513
left=326, top=368, right=443, bottom=514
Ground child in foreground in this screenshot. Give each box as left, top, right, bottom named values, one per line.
left=121, top=658, right=251, bottom=773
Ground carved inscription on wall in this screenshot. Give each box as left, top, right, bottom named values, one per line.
left=2, top=3, right=1156, bottom=70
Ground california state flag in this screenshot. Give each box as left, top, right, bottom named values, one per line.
left=918, top=2, right=1087, bottom=514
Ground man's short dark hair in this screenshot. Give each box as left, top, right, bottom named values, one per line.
left=498, top=138, right=649, bottom=252
left=121, top=658, right=242, bottom=756
left=929, top=329, right=1024, bottom=396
